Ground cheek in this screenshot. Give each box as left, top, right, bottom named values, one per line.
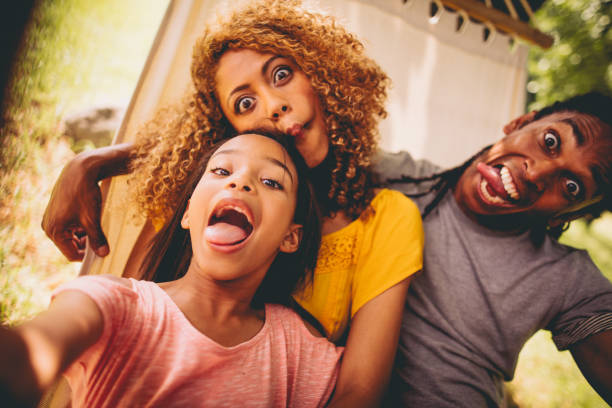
left=188, top=186, right=214, bottom=221
left=269, top=196, right=297, bottom=225
left=229, top=109, right=269, bottom=133
left=290, top=75, right=317, bottom=103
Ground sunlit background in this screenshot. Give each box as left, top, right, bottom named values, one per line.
left=0, top=0, right=610, bottom=406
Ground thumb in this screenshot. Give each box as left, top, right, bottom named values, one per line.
left=82, top=215, right=109, bottom=257
left=87, top=225, right=110, bottom=257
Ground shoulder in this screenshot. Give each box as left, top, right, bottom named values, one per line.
left=368, top=189, right=423, bottom=236
left=54, top=274, right=133, bottom=295
left=372, top=149, right=441, bottom=178
left=371, top=189, right=420, bottom=216
left=98, top=274, right=133, bottom=288
left=267, top=304, right=326, bottom=339
left=53, top=275, right=139, bottom=321
left=543, top=237, right=600, bottom=270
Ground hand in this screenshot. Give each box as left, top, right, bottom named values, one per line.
left=42, top=152, right=109, bottom=261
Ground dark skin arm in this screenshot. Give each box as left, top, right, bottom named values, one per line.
left=41, top=143, right=134, bottom=261
left=570, top=330, right=612, bottom=405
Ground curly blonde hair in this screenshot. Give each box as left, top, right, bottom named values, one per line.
left=131, top=0, right=390, bottom=224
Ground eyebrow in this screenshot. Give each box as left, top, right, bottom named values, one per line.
left=226, top=55, right=285, bottom=106
left=561, top=118, right=585, bottom=146
left=267, top=157, right=295, bottom=184
left=212, top=149, right=295, bottom=184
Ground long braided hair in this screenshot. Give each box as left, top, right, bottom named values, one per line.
left=387, top=146, right=491, bottom=219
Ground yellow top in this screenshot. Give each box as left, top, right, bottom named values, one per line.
left=294, top=189, right=424, bottom=342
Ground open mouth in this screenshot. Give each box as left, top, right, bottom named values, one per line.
left=205, top=205, right=254, bottom=246
left=478, top=163, right=520, bottom=205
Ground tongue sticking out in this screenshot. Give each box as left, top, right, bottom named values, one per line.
left=205, top=223, right=248, bottom=245
left=476, top=163, right=507, bottom=199
left=205, top=208, right=252, bottom=246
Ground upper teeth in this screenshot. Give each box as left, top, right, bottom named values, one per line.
left=500, top=166, right=519, bottom=200
left=215, top=205, right=251, bottom=223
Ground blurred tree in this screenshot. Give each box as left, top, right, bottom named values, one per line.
left=527, top=0, right=612, bottom=110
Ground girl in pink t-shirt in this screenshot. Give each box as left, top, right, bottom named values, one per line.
left=0, top=132, right=342, bottom=408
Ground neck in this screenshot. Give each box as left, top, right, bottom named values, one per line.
left=308, top=149, right=336, bottom=216
left=161, top=263, right=261, bottom=324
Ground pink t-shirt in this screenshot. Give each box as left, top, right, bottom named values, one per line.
left=54, top=276, right=343, bottom=407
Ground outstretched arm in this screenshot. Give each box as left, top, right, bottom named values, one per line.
left=328, top=277, right=412, bottom=408
left=570, top=330, right=612, bottom=404
left=0, top=291, right=103, bottom=407
left=42, top=143, right=134, bottom=261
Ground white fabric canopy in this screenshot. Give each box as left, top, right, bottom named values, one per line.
left=326, top=0, right=528, bottom=165
left=80, top=0, right=528, bottom=276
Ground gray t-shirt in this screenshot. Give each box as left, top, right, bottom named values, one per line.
left=375, top=151, right=612, bottom=407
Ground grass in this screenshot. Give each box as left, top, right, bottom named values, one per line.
left=0, top=1, right=611, bottom=407
left=0, top=0, right=168, bottom=326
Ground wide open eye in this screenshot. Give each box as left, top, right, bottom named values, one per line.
left=262, top=178, right=284, bottom=190
left=211, top=167, right=230, bottom=176
left=565, top=179, right=580, bottom=198
left=544, top=131, right=559, bottom=151
left=273, top=67, right=292, bottom=84
left=235, top=96, right=256, bottom=114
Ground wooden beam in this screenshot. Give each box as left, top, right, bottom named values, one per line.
left=439, top=0, right=554, bottom=49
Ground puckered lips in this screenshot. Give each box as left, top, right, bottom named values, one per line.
left=204, top=198, right=254, bottom=252
left=476, top=162, right=521, bottom=206
left=286, top=121, right=309, bottom=140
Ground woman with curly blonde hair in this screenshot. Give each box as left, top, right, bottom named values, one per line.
left=43, top=0, right=424, bottom=405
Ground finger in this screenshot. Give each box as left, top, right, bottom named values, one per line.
left=71, top=229, right=88, bottom=251
left=80, top=189, right=109, bottom=257
left=82, top=221, right=109, bottom=257
left=72, top=241, right=86, bottom=259
left=55, top=235, right=85, bottom=262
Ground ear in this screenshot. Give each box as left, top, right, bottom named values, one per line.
left=279, top=224, right=302, bottom=254
left=503, top=110, right=538, bottom=135
left=180, top=200, right=191, bottom=229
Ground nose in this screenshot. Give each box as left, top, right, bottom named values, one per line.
left=227, top=174, right=253, bottom=193
left=271, top=104, right=289, bottom=120
left=263, top=89, right=290, bottom=122
left=228, top=181, right=252, bottom=192
left=524, top=158, right=557, bottom=193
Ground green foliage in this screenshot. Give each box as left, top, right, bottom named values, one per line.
left=527, top=0, right=612, bottom=110
left=0, top=0, right=167, bottom=325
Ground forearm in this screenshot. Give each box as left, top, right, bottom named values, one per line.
left=571, top=330, right=612, bottom=404
left=327, top=279, right=411, bottom=408
left=328, top=384, right=382, bottom=408
left=77, top=142, right=134, bottom=181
